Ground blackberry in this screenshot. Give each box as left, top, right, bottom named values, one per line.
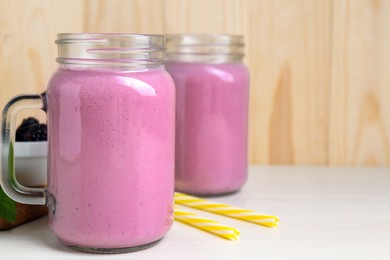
left=20, top=117, right=39, bottom=127
left=16, top=117, right=47, bottom=142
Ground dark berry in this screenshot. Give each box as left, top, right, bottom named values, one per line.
left=23, top=117, right=39, bottom=126
left=16, top=117, right=47, bottom=141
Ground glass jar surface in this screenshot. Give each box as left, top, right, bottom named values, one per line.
left=1, top=33, right=175, bottom=253
left=48, top=34, right=176, bottom=252
left=165, top=34, right=249, bottom=196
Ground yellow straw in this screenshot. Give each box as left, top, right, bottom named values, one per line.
left=174, top=208, right=240, bottom=241
left=175, top=192, right=279, bottom=228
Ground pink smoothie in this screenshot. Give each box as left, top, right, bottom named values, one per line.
left=166, top=62, right=249, bottom=196
left=46, top=67, right=175, bottom=249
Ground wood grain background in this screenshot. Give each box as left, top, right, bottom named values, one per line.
left=0, top=0, right=389, bottom=166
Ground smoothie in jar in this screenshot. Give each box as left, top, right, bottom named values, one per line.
left=166, top=34, right=249, bottom=196
left=46, top=67, right=175, bottom=250
left=0, top=34, right=175, bottom=253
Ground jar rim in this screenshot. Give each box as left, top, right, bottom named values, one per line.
left=55, top=33, right=165, bottom=69
left=165, top=34, right=244, bottom=46
left=56, top=33, right=164, bottom=45
left=165, top=34, right=244, bottom=63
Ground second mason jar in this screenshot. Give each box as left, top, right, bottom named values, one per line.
left=165, top=34, right=250, bottom=196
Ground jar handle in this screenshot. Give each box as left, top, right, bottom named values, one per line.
left=1, top=93, right=47, bottom=205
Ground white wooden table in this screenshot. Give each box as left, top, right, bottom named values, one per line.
left=1, top=166, right=390, bottom=259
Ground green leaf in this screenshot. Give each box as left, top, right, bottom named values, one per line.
left=0, top=143, right=17, bottom=223
left=0, top=186, right=16, bottom=223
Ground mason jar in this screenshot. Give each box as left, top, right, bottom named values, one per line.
left=165, top=34, right=249, bottom=196
left=1, top=33, right=175, bottom=253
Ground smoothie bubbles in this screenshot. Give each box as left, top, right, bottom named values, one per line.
left=165, top=35, right=250, bottom=196
left=1, top=34, right=176, bottom=253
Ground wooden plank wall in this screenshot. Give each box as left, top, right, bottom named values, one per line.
left=0, top=0, right=389, bottom=166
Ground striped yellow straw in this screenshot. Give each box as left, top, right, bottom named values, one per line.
left=175, top=192, right=279, bottom=228
left=174, top=208, right=240, bottom=240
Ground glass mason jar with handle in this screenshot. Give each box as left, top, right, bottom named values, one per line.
left=1, top=33, right=175, bottom=253
left=165, top=34, right=250, bottom=196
